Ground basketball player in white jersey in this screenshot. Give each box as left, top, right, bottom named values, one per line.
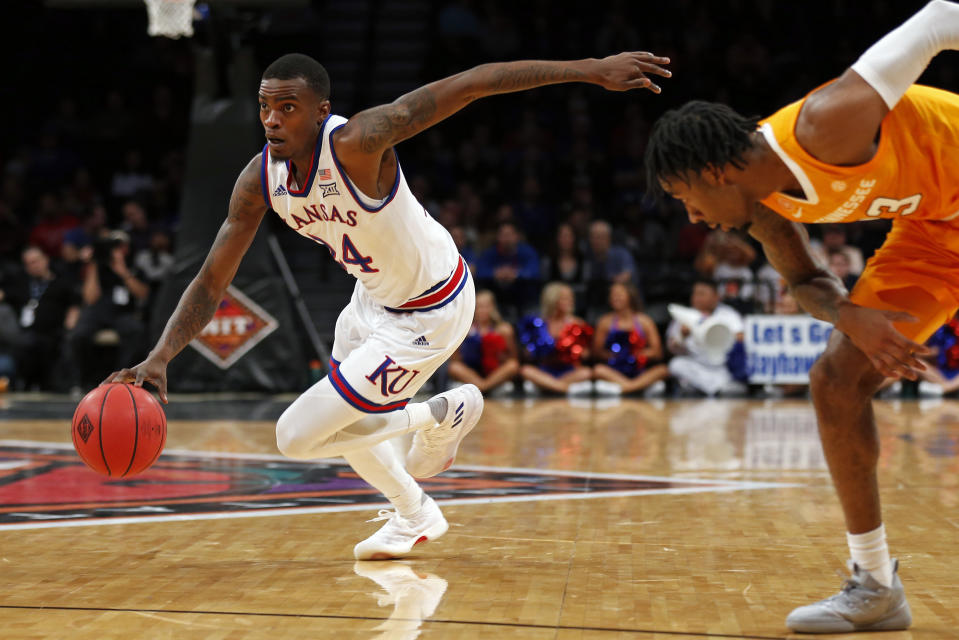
left=107, top=51, right=670, bottom=559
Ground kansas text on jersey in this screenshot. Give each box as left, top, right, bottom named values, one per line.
left=260, top=114, right=464, bottom=310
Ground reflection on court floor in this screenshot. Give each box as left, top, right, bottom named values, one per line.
left=0, top=395, right=957, bottom=639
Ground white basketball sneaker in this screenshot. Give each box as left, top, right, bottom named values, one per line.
left=354, top=496, right=449, bottom=561
left=406, top=384, right=483, bottom=479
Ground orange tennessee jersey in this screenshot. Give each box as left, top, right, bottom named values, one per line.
left=759, top=84, right=959, bottom=224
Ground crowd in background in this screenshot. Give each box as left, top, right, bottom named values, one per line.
left=1, top=0, right=957, bottom=396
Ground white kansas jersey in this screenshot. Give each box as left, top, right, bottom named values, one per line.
left=260, top=114, right=463, bottom=310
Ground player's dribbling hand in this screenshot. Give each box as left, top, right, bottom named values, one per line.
left=103, top=355, right=170, bottom=404
left=837, top=305, right=934, bottom=380
left=593, top=51, right=671, bottom=93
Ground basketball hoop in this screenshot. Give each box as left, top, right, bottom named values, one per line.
left=143, top=0, right=196, bottom=39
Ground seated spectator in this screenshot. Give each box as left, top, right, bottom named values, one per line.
left=448, top=224, right=477, bottom=272
left=540, top=222, right=587, bottom=314
left=62, top=203, right=108, bottom=281
left=774, top=288, right=801, bottom=316
left=11, top=246, right=80, bottom=390
left=694, top=230, right=757, bottom=313
left=28, top=192, right=79, bottom=260
left=592, top=283, right=669, bottom=395
left=70, top=231, right=149, bottom=388
left=583, top=219, right=637, bottom=316
left=810, top=224, right=864, bottom=276
left=755, top=260, right=785, bottom=313
left=666, top=278, right=745, bottom=397
left=474, top=221, right=540, bottom=321
left=110, top=150, right=154, bottom=202
left=120, top=199, right=153, bottom=255
left=134, top=228, right=175, bottom=286
left=134, top=228, right=175, bottom=326
left=518, top=282, right=594, bottom=394
left=827, top=249, right=859, bottom=291
left=448, top=290, right=519, bottom=394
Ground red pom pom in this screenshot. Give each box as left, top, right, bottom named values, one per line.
left=946, top=344, right=959, bottom=370
left=556, top=322, right=593, bottom=365
left=480, top=332, right=508, bottom=375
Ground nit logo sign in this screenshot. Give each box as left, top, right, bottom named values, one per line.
left=190, top=285, right=279, bottom=369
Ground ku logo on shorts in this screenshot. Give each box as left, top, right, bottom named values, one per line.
left=366, top=356, right=421, bottom=398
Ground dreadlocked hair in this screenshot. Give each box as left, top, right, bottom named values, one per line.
left=644, top=101, right=760, bottom=197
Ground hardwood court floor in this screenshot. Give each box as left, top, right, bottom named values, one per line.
left=0, top=393, right=957, bottom=639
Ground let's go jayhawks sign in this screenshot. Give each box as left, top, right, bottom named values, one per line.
left=745, top=314, right=833, bottom=384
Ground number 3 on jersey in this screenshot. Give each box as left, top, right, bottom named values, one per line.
left=340, top=234, right=378, bottom=273
left=865, top=194, right=922, bottom=218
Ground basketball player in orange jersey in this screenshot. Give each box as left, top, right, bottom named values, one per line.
left=106, top=51, right=670, bottom=560
left=645, top=1, right=959, bottom=632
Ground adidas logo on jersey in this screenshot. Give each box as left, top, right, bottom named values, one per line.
left=412, top=335, right=430, bottom=347
left=273, top=184, right=288, bottom=197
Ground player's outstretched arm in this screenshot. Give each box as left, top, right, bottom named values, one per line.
left=748, top=204, right=931, bottom=380
left=105, top=156, right=268, bottom=402
left=334, top=52, right=670, bottom=163
left=797, top=0, right=959, bottom=165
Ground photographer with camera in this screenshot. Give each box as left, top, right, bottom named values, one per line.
left=71, top=230, right=149, bottom=388
left=8, top=246, right=81, bottom=390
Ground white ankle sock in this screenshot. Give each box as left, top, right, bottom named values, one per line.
left=847, top=524, right=894, bottom=587
left=390, top=482, right=425, bottom=519
left=343, top=442, right=423, bottom=518
left=405, top=402, right=437, bottom=430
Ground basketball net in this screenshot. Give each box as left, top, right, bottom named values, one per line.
left=143, top=0, right=196, bottom=39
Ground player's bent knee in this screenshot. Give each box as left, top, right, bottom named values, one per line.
left=275, top=410, right=314, bottom=459
left=808, top=354, right=837, bottom=396
left=810, top=335, right=883, bottom=399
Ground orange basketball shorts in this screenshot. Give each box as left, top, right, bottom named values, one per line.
left=850, top=217, right=959, bottom=343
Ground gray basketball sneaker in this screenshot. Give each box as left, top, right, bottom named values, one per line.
left=786, top=559, right=912, bottom=633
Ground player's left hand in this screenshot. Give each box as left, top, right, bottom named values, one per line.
left=837, top=304, right=934, bottom=380
left=102, top=353, right=171, bottom=404
left=593, top=52, right=671, bottom=93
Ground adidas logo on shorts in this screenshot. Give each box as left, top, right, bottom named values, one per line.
left=412, top=335, right=430, bottom=347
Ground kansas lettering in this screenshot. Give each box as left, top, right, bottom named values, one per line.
left=287, top=203, right=358, bottom=229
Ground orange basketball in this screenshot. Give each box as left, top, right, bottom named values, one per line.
left=71, top=383, right=167, bottom=477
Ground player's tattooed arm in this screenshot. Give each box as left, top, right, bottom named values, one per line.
left=335, top=52, right=670, bottom=158
left=152, top=155, right=267, bottom=361
left=747, top=204, right=850, bottom=324
left=106, top=156, right=267, bottom=400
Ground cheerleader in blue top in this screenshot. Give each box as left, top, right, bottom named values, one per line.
left=917, top=313, right=959, bottom=396
left=518, top=282, right=594, bottom=394
left=592, top=283, right=670, bottom=394
left=448, top=290, right=520, bottom=393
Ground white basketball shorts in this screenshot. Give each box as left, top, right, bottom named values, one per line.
left=328, top=259, right=474, bottom=413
